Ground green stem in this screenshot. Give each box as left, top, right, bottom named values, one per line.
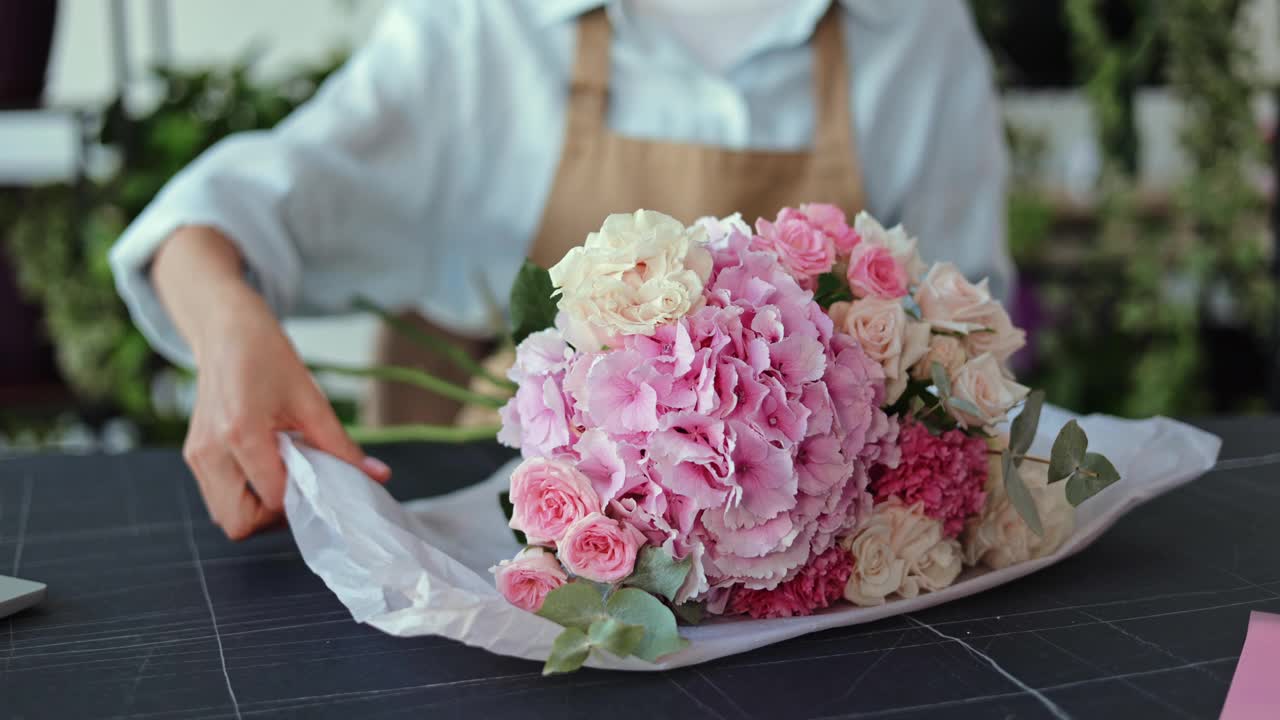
left=353, top=297, right=518, bottom=392
left=309, top=363, right=507, bottom=409
left=987, top=450, right=1051, bottom=466
left=346, top=423, right=501, bottom=445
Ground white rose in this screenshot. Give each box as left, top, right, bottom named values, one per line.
left=694, top=212, right=752, bottom=249
left=963, top=460, right=1074, bottom=570
left=910, top=334, right=967, bottom=381
left=829, top=297, right=931, bottom=404
left=843, top=500, right=963, bottom=606
left=549, top=210, right=712, bottom=350
left=853, top=212, right=926, bottom=282
left=842, top=514, right=906, bottom=606
left=950, top=353, right=1030, bottom=429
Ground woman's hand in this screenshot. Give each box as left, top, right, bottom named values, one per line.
left=154, top=227, right=391, bottom=540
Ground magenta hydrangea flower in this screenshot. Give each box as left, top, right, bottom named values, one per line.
left=869, top=419, right=987, bottom=537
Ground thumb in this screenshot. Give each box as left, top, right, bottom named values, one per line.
left=297, top=391, right=392, bottom=484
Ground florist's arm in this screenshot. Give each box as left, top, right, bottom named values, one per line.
left=111, top=1, right=461, bottom=538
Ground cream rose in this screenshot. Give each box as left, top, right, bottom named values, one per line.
left=842, top=500, right=963, bottom=607
left=829, top=297, right=930, bottom=404
left=963, top=459, right=1074, bottom=570
left=853, top=212, right=926, bottom=283
left=949, top=353, right=1030, bottom=429
left=963, top=304, right=1026, bottom=364
left=910, top=334, right=967, bottom=382
left=549, top=210, right=713, bottom=351
left=914, top=262, right=998, bottom=334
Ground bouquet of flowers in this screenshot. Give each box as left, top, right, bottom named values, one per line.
left=489, top=206, right=1120, bottom=673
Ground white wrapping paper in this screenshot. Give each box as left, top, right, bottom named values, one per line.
left=282, top=406, right=1220, bottom=671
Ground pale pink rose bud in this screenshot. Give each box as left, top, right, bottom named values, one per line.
left=798, top=202, right=860, bottom=254
left=491, top=547, right=568, bottom=612
left=509, top=458, right=602, bottom=546
left=754, top=216, right=836, bottom=278
left=847, top=243, right=910, bottom=299
left=557, top=512, right=645, bottom=584
left=910, top=335, right=967, bottom=381
left=949, top=353, right=1030, bottom=429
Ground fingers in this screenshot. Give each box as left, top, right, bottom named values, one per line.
left=228, top=428, right=288, bottom=512
left=298, top=387, right=392, bottom=483
left=184, top=430, right=281, bottom=541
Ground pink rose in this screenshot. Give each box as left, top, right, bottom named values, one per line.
left=853, top=212, right=926, bottom=282
left=798, top=203, right=860, bottom=253
left=508, top=458, right=602, bottom=546
left=754, top=216, right=836, bottom=279
left=558, top=512, right=645, bottom=583
left=949, top=353, right=1030, bottom=429
left=491, top=547, right=568, bottom=612
left=828, top=298, right=930, bottom=404
left=847, top=243, right=909, bottom=299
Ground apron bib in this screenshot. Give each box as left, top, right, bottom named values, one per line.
left=366, top=4, right=866, bottom=426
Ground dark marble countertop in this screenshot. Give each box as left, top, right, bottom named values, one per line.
left=2, top=416, right=1277, bottom=719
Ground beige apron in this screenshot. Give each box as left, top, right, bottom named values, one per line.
left=364, top=4, right=866, bottom=426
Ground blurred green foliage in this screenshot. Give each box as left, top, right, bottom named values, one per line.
left=3, top=53, right=344, bottom=426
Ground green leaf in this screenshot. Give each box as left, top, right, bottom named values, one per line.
left=624, top=547, right=692, bottom=603
left=537, top=581, right=606, bottom=630
left=543, top=627, right=591, bottom=675
left=605, top=588, right=689, bottom=663
left=1009, top=390, right=1045, bottom=460
left=672, top=601, right=706, bottom=626
left=1048, top=419, right=1088, bottom=483
left=497, top=492, right=527, bottom=545
left=510, top=260, right=559, bottom=345
left=587, top=617, right=645, bottom=658
left=813, top=272, right=853, bottom=308
left=1065, top=452, right=1121, bottom=506
left=1003, top=451, right=1044, bottom=537
left=901, top=294, right=924, bottom=320
left=931, top=361, right=952, bottom=398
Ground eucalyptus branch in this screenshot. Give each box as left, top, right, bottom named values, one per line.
left=309, top=362, right=507, bottom=408
left=988, top=450, right=1051, bottom=466
left=353, top=297, right=518, bottom=391
left=346, top=423, right=501, bottom=445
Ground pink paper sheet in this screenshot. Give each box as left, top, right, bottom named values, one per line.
left=1221, top=612, right=1280, bottom=720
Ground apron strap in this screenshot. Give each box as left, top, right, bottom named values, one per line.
left=811, top=4, right=856, bottom=170
left=566, top=8, right=612, bottom=136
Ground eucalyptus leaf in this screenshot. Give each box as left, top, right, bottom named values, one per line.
left=606, top=588, right=689, bottom=662
left=510, top=260, right=559, bottom=345
left=901, top=294, right=924, bottom=320
left=947, top=397, right=984, bottom=418
left=1003, top=451, right=1044, bottom=537
left=1048, top=419, right=1087, bottom=483
left=1065, top=452, right=1122, bottom=506
left=497, top=491, right=526, bottom=545
left=672, top=601, right=706, bottom=626
left=624, top=547, right=692, bottom=603
left=587, top=617, right=645, bottom=658
left=1009, top=390, right=1045, bottom=459
left=542, top=627, right=590, bottom=675
left=931, top=361, right=952, bottom=398
left=537, top=581, right=606, bottom=630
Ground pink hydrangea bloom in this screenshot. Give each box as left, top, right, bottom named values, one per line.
left=499, top=212, right=899, bottom=611
left=869, top=420, right=987, bottom=537
left=725, top=546, right=853, bottom=619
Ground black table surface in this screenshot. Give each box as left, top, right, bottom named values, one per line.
left=2, top=417, right=1277, bottom=720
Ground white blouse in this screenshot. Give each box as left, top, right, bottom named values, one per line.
left=109, top=0, right=1011, bottom=367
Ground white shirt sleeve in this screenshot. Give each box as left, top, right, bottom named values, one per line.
left=108, top=1, right=459, bottom=367
left=891, top=1, right=1013, bottom=300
